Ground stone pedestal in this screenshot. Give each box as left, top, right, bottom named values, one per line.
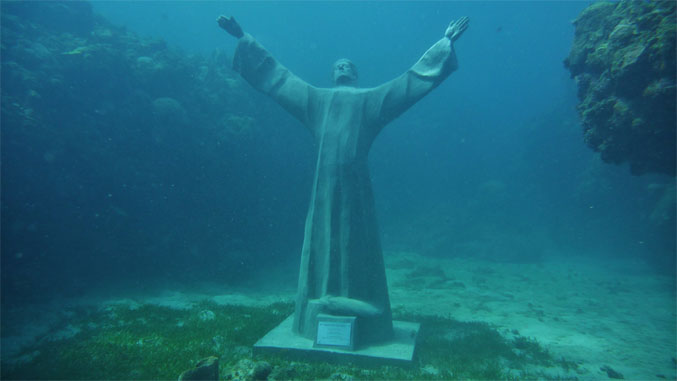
left=253, top=315, right=419, bottom=365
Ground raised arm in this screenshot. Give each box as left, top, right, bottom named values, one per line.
left=367, top=17, right=469, bottom=130
left=217, top=15, right=317, bottom=129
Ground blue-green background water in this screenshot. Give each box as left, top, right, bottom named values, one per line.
left=1, top=0, right=674, bottom=309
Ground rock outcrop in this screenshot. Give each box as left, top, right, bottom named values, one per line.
left=564, top=1, right=676, bottom=176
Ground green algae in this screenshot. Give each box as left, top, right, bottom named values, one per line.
left=1, top=302, right=576, bottom=380
left=1, top=302, right=293, bottom=380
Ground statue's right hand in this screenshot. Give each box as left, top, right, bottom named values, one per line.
left=445, top=16, right=469, bottom=43
left=217, top=15, right=244, bottom=38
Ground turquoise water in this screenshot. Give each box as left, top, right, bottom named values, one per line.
left=1, top=1, right=674, bottom=379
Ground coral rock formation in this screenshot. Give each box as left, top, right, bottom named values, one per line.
left=564, top=1, right=676, bottom=176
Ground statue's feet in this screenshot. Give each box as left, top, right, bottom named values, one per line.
left=315, top=296, right=381, bottom=317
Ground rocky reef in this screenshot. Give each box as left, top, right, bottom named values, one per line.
left=564, top=1, right=676, bottom=176
left=1, top=0, right=307, bottom=304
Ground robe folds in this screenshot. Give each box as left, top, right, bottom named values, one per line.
left=233, top=32, right=458, bottom=343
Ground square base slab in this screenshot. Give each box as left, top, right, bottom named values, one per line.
left=253, top=315, right=420, bottom=365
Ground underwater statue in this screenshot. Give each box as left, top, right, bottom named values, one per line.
left=218, top=14, right=468, bottom=345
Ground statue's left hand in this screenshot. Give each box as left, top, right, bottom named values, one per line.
left=445, top=16, right=469, bottom=42
left=217, top=15, right=244, bottom=39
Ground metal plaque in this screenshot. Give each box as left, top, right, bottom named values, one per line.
left=314, top=315, right=356, bottom=350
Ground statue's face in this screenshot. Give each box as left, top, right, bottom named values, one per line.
left=332, top=59, right=358, bottom=86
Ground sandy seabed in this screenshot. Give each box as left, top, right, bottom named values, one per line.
left=2, top=251, right=675, bottom=380
left=384, top=251, right=676, bottom=380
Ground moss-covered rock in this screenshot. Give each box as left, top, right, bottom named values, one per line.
left=178, top=356, right=219, bottom=381
left=564, top=1, right=676, bottom=176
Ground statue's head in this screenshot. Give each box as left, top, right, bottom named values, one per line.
left=332, top=58, right=358, bottom=87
